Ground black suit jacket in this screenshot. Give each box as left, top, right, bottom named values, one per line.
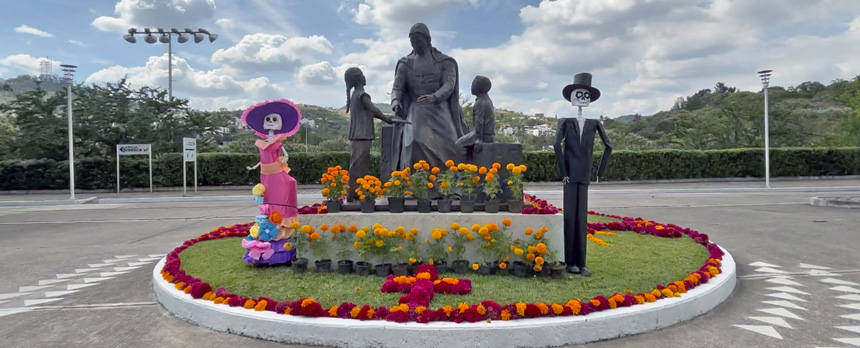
left=553, top=118, right=612, bottom=184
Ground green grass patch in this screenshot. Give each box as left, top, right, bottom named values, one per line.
left=179, top=218, right=708, bottom=308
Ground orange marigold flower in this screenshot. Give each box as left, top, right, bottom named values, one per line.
left=499, top=262, right=507, bottom=270
left=184, top=285, right=192, bottom=294
left=478, top=167, right=488, bottom=175
left=551, top=303, right=564, bottom=315
left=350, top=307, right=360, bottom=318
left=501, top=309, right=512, bottom=320
left=255, top=300, right=268, bottom=311
left=608, top=299, right=617, bottom=309
left=515, top=302, right=526, bottom=317
left=213, top=297, right=224, bottom=304
left=284, top=307, right=292, bottom=315
left=502, top=218, right=511, bottom=226
left=662, top=288, right=674, bottom=298
left=175, top=282, right=186, bottom=290
left=472, top=263, right=480, bottom=271
left=320, top=224, right=329, bottom=231
left=635, top=295, right=645, bottom=304
left=525, top=227, right=533, bottom=235
left=526, top=253, right=536, bottom=261
left=309, top=232, right=320, bottom=241
left=244, top=299, right=256, bottom=309
left=416, top=272, right=431, bottom=280
left=668, top=284, right=678, bottom=293
left=624, top=289, right=633, bottom=295
left=565, top=300, right=582, bottom=315
left=537, top=303, right=549, bottom=315
left=652, top=289, right=662, bottom=298
left=535, top=256, right=545, bottom=265
left=301, top=298, right=315, bottom=308
left=427, top=182, right=434, bottom=189
left=415, top=306, right=427, bottom=315
left=442, top=305, right=453, bottom=316
left=535, top=243, right=547, bottom=254
left=533, top=264, right=542, bottom=272
left=328, top=306, right=338, bottom=317
left=445, top=160, right=455, bottom=167
left=590, top=299, right=601, bottom=307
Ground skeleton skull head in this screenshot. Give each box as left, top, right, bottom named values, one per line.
left=571, top=88, right=591, bottom=107
left=263, top=113, right=282, bottom=130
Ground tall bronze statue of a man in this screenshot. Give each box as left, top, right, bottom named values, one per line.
left=391, top=23, right=469, bottom=170
left=345, top=67, right=393, bottom=201
left=553, top=73, right=612, bottom=276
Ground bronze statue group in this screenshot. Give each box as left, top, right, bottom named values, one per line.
left=245, top=22, right=612, bottom=276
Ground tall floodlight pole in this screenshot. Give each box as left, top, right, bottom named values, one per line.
left=123, top=28, right=217, bottom=101
left=60, top=64, right=77, bottom=200
left=758, top=69, right=773, bottom=189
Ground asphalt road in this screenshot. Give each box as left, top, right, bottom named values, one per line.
left=0, top=182, right=859, bottom=348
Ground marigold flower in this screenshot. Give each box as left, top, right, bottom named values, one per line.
left=285, top=242, right=293, bottom=250
left=322, top=188, right=330, bottom=196
left=375, top=240, right=384, bottom=248
left=634, top=295, right=645, bottom=304
left=537, top=303, right=549, bottom=315
left=514, top=248, right=524, bottom=256
left=525, top=228, right=533, bottom=235
left=499, top=262, right=507, bottom=270
left=535, top=231, right=544, bottom=240
left=309, top=232, right=320, bottom=241
left=446, top=246, right=453, bottom=252
left=526, top=253, right=536, bottom=261
left=540, top=226, right=548, bottom=233
left=476, top=304, right=487, bottom=316
left=662, top=288, right=674, bottom=298
left=502, top=218, right=511, bottom=226
left=353, top=241, right=362, bottom=249
left=533, top=264, right=542, bottom=272
left=478, top=167, right=488, bottom=175
left=244, top=299, right=256, bottom=309
left=415, top=306, right=427, bottom=315
left=478, top=226, right=489, bottom=235
left=356, top=230, right=366, bottom=239
left=213, top=297, right=224, bottom=304
left=535, top=243, right=547, bottom=254
left=590, top=299, right=601, bottom=307
left=652, top=289, right=662, bottom=298
left=442, top=305, right=453, bottom=316
left=515, top=303, right=526, bottom=317
left=535, top=256, right=545, bottom=265
left=608, top=299, right=617, bottom=309
left=506, top=163, right=515, bottom=171
left=301, top=298, right=315, bottom=308
left=551, top=303, right=564, bottom=315
left=290, top=221, right=301, bottom=229
left=501, top=309, right=512, bottom=320
left=472, top=263, right=480, bottom=271
left=350, top=307, right=361, bottom=318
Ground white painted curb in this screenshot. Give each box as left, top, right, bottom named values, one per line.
left=154, top=247, right=736, bottom=348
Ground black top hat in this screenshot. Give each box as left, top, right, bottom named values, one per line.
left=562, top=72, right=601, bottom=102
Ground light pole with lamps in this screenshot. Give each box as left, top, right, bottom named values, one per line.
left=60, top=64, right=76, bottom=200
left=758, top=69, right=773, bottom=189
left=123, top=28, right=217, bottom=101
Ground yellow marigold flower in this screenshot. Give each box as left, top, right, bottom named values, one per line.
left=520, top=165, right=527, bottom=171
left=290, top=221, right=301, bottom=229
left=353, top=241, right=362, bottom=248
left=457, top=227, right=468, bottom=235
left=499, top=262, right=507, bottom=270
left=534, top=231, right=544, bottom=240
left=446, top=246, right=453, bottom=252
left=652, top=289, right=662, bottom=298
left=502, top=218, right=511, bottom=227
left=416, top=272, right=430, bottom=280
left=427, top=182, right=434, bottom=188
left=535, top=256, right=545, bottom=265
left=478, top=226, right=489, bottom=235
left=356, top=230, right=366, bottom=239
left=465, top=233, right=474, bottom=241
left=506, top=163, right=514, bottom=171
left=514, top=248, right=524, bottom=256
left=515, top=302, right=526, bottom=317
left=300, top=225, right=312, bottom=234
left=309, top=232, right=320, bottom=241
left=472, top=263, right=480, bottom=271
left=533, top=264, right=542, bottom=272
left=509, top=245, right=516, bottom=252
left=535, top=243, right=547, bottom=254
left=415, top=306, right=427, bottom=315
left=635, top=295, right=645, bottom=304
left=508, top=180, right=513, bottom=185
left=428, top=258, right=434, bottom=265
left=213, top=297, right=224, bottom=304
left=285, top=243, right=293, bottom=250
left=350, top=307, right=361, bottom=318
left=512, top=167, right=522, bottom=175
left=501, top=309, right=511, bottom=320
left=375, top=240, right=384, bottom=248
left=662, top=288, right=674, bottom=298
left=645, top=294, right=657, bottom=302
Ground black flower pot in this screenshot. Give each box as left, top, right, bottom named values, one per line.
left=536, top=264, right=551, bottom=278
left=477, top=262, right=493, bottom=275
left=434, top=260, right=449, bottom=273
left=408, top=262, right=421, bottom=275
left=460, top=199, right=475, bottom=213
left=326, top=200, right=341, bottom=213
left=375, top=263, right=392, bottom=277
left=360, top=199, right=375, bottom=213
left=417, top=199, right=432, bottom=213
left=388, top=197, right=405, bottom=213
left=354, top=261, right=372, bottom=276
left=513, top=261, right=530, bottom=278
left=314, top=259, right=332, bottom=272
left=337, top=259, right=353, bottom=275
left=452, top=259, right=470, bottom=274
left=550, top=262, right=566, bottom=279
left=437, top=198, right=452, bottom=213
left=392, top=263, right=410, bottom=276
left=507, top=200, right=524, bottom=213
left=293, top=257, right=309, bottom=273
left=485, top=199, right=500, bottom=213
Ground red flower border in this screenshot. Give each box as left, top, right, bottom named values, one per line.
left=160, top=213, right=724, bottom=323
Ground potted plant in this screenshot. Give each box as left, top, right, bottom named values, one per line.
left=293, top=223, right=313, bottom=273
left=396, top=226, right=421, bottom=275
left=309, top=225, right=331, bottom=272
left=449, top=223, right=472, bottom=274
left=321, top=166, right=348, bottom=213
left=456, top=163, right=479, bottom=213
left=330, top=224, right=353, bottom=274
left=385, top=168, right=411, bottom=213
left=359, top=223, right=401, bottom=277
left=409, top=160, right=433, bottom=213
left=352, top=225, right=373, bottom=275
left=436, top=160, right=458, bottom=213
left=482, top=163, right=502, bottom=213
left=506, top=163, right=527, bottom=213
left=354, top=175, right=383, bottom=213
left=426, top=227, right=449, bottom=272
left=478, top=219, right=514, bottom=275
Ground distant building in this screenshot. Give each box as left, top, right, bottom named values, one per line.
left=534, top=113, right=545, bottom=118
left=525, top=124, right=555, bottom=137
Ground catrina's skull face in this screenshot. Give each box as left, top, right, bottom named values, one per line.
left=571, top=88, right=591, bottom=107
left=263, top=113, right=282, bottom=130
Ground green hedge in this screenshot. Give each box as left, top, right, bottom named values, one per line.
left=1, top=148, right=857, bottom=190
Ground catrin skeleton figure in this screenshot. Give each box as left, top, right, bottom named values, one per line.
left=553, top=73, right=612, bottom=277
left=263, top=114, right=283, bottom=134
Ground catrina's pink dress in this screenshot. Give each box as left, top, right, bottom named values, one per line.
left=256, top=135, right=298, bottom=240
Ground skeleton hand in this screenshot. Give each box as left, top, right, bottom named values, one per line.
left=562, top=176, right=570, bottom=184
left=247, top=162, right=261, bottom=171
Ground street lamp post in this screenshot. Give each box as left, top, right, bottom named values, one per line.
left=123, top=28, right=217, bottom=101
left=60, top=64, right=77, bottom=200
left=758, top=69, right=773, bottom=189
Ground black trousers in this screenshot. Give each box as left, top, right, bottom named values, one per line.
left=563, top=183, right=588, bottom=268
left=348, top=140, right=371, bottom=201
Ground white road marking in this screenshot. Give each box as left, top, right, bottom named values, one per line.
left=761, top=300, right=807, bottom=311
left=127, top=261, right=150, bottom=267
left=0, top=309, right=31, bottom=318
left=38, top=279, right=69, bottom=286
left=832, top=338, right=860, bottom=346
left=839, top=295, right=860, bottom=302
left=67, top=283, right=97, bottom=290
left=837, top=326, right=860, bottom=334
left=0, top=293, right=29, bottom=301
left=56, top=273, right=82, bottom=279
left=19, top=286, right=50, bottom=292
left=799, top=263, right=832, bottom=270
left=841, top=304, right=860, bottom=311
left=765, top=293, right=807, bottom=302
left=748, top=316, right=793, bottom=328
left=734, top=325, right=782, bottom=339
left=766, top=287, right=810, bottom=295
left=831, top=286, right=860, bottom=294
left=750, top=262, right=781, bottom=268
left=24, top=298, right=61, bottom=306
left=821, top=278, right=860, bottom=286
left=83, top=277, right=114, bottom=283
left=842, top=314, right=860, bottom=321
left=765, top=278, right=804, bottom=287
left=755, top=267, right=787, bottom=274
left=114, top=266, right=140, bottom=272
left=758, top=308, right=804, bottom=320
left=45, top=290, right=77, bottom=298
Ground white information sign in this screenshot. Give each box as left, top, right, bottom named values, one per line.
left=116, top=143, right=153, bottom=193
left=182, top=137, right=198, bottom=195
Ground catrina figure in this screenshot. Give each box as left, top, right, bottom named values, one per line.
left=553, top=73, right=612, bottom=276
left=241, top=99, right=302, bottom=265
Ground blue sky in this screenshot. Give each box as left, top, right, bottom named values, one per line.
left=3, top=0, right=860, bottom=118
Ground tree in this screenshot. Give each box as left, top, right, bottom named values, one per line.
left=0, top=84, right=67, bottom=160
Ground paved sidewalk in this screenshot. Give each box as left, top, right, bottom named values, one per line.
left=1, top=178, right=859, bottom=207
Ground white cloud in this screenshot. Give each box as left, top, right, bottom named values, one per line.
left=0, top=54, right=60, bottom=75
left=352, top=0, right=478, bottom=40
left=68, top=39, right=87, bottom=47
left=91, top=0, right=216, bottom=32
left=297, top=61, right=337, bottom=85
left=14, top=25, right=53, bottom=38
left=211, top=33, right=333, bottom=74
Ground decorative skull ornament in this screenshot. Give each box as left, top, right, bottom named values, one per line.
left=571, top=88, right=591, bottom=107
left=263, top=113, right=283, bottom=130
